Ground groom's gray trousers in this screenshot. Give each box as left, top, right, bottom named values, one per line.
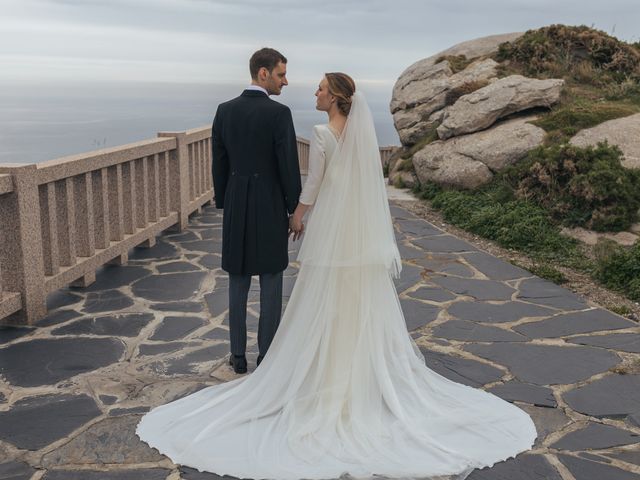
left=228, top=272, right=283, bottom=357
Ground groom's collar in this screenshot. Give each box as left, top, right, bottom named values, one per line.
left=244, top=85, right=268, bottom=96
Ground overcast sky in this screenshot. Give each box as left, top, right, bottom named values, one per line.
left=2, top=0, right=639, bottom=89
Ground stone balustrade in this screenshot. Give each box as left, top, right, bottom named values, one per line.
left=0, top=127, right=396, bottom=325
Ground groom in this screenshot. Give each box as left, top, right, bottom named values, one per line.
left=211, top=48, right=302, bottom=374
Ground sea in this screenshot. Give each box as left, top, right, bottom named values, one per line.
left=0, top=81, right=400, bottom=165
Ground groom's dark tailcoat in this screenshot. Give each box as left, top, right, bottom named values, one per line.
left=211, top=90, right=301, bottom=275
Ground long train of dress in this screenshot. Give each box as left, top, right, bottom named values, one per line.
left=136, top=260, right=537, bottom=480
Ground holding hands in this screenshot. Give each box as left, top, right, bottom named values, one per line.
left=289, top=213, right=304, bottom=241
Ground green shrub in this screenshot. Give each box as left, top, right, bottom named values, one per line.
left=503, top=142, right=640, bottom=231
left=495, top=24, right=640, bottom=83
left=528, top=263, right=567, bottom=283
left=414, top=182, right=579, bottom=257
left=435, top=54, right=473, bottom=73
left=531, top=100, right=637, bottom=140
left=594, top=240, right=640, bottom=300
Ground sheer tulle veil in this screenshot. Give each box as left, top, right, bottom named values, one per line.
left=297, top=91, right=402, bottom=277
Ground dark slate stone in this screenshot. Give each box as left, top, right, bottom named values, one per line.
left=138, top=341, right=194, bottom=356
left=551, top=423, right=640, bottom=451
left=180, top=240, right=222, bottom=254
left=192, top=214, right=221, bottom=225
left=414, top=256, right=476, bottom=278
left=389, top=204, right=417, bottom=219
left=284, top=263, right=299, bottom=276
left=99, top=395, right=118, bottom=405
left=396, top=242, right=426, bottom=260
left=149, top=316, right=206, bottom=341
left=36, top=309, right=83, bottom=327
left=46, top=290, right=83, bottom=310
left=626, top=413, right=640, bottom=428
left=606, top=449, right=640, bottom=466
left=82, top=290, right=134, bottom=314
left=165, top=230, right=200, bottom=242
left=157, top=261, right=201, bottom=273
left=468, top=454, right=562, bottom=480
left=43, top=469, right=170, bottom=480
left=514, top=309, right=636, bottom=339
left=0, top=326, right=34, bottom=345
left=282, top=275, right=297, bottom=297
left=559, top=454, right=640, bottom=480
left=516, top=277, right=587, bottom=310
left=578, top=452, right=611, bottom=463
left=0, top=461, right=36, bottom=480
left=205, top=288, right=228, bottom=318
left=465, top=343, right=620, bottom=385
left=0, top=337, right=125, bottom=387
left=180, top=466, right=232, bottom=479
left=221, top=313, right=258, bottom=331
left=420, top=348, right=503, bottom=387
left=395, top=218, right=443, bottom=237
left=128, top=240, right=179, bottom=260
left=199, top=229, right=222, bottom=241
left=149, top=301, right=203, bottom=313
left=0, top=392, right=6, bottom=404
left=448, top=301, right=554, bottom=324
left=487, top=381, right=557, bottom=407
left=520, top=404, right=571, bottom=446
left=563, top=375, right=640, bottom=418
left=462, top=251, right=531, bottom=281
left=430, top=276, right=516, bottom=301
left=411, top=235, right=477, bottom=253
left=201, top=328, right=229, bottom=341
left=108, top=406, right=150, bottom=416
left=433, top=320, right=527, bottom=342
left=163, top=343, right=230, bottom=375
left=407, top=286, right=456, bottom=303
left=394, top=263, right=425, bottom=293
left=0, top=394, right=101, bottom=450
left=82, top=265, right=151, bottom=292
left=568, top=333, right=640, bottom=353
left=131, top=271, right=207, bottom=302
left=51, top=313, right=153, bottom=337
left=400, top=298, right=440, bottom=330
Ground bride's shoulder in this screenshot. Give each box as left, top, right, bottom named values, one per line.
left=311, top=124, right=330, bottom=141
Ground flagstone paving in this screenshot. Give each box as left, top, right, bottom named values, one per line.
left=0, top=200, right=639, bottom=480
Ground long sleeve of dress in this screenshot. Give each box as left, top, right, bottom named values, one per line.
left=299, top=126, right=326, bottom=206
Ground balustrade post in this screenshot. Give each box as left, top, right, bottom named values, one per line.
left=158, top=131, right=190, bottom=231
left=0, top=164, right=46, bottom=324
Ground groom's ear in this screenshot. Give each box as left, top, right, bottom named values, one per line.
left=257, top=66, right=269, bottom=82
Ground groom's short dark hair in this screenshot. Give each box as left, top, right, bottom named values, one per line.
left=250, top=48, right=287, bottom=79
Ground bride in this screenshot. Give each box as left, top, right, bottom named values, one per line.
left=136, top=73, right=537, bottom=480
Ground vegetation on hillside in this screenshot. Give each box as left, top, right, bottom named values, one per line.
left=402, top=25, right=640, bottom=301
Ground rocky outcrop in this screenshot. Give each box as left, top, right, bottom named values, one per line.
left=436, top=76, right=564, bottom=140
left=413, top=116, right=546, bottom=189
left=569, top=113, right=640, bottom=169
left=388, top=151, right=418, bottom=189
left=392, top=59, right=500, bottom=144
left=392, top=32, right=524, bottom=111
left=390, top=32, right=566, bottom=189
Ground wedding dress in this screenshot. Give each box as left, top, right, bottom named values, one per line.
left=136, top=92, right=537, bottom=480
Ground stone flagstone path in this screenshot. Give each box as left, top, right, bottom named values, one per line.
left=0, top=199, right=639, bottom=480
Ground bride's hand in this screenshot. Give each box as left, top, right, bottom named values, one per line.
left=289, top=214, right=304, bottom=241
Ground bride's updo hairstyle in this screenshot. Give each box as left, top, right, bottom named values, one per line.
left=325, top=73, right=356, bottom=116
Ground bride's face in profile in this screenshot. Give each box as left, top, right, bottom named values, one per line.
left=315, top=77, right=333, bottom=112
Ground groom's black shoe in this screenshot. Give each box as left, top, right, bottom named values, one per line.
left=256, top=355, right=264, bottom=367
left=229, top=354, right=247, bottom=374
